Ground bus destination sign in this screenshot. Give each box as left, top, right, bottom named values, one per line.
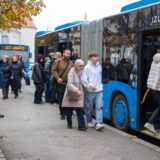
left=0, top=45, right=28, bottom=51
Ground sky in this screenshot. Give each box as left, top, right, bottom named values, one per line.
left=33, top=0, right=138, bottom=31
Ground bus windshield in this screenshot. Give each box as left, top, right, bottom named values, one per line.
left=0, top=44, right=30, bottom=72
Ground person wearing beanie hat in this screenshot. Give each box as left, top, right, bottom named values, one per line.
left=32, top=53, right=46, bottom=104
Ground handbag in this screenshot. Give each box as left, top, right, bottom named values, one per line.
left=67, top=74, right=81, bottom=101
left=67, top=89, right=81, bottom=101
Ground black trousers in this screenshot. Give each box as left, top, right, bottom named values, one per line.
left=34, top=84, right=44, bottom=103
left=148, top=90, right=160, bottom=124
left=57, top=84, right=66, bottom=116
left=2, top=85, right=9, bottom=98
left=51, top=84, right=58, bottom=104
left=11, top=79, right=20, bottom=97
left=66, top=107, right=85, bottom=128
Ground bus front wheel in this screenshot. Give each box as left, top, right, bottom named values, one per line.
left=112, top=94, right=129, bottom=131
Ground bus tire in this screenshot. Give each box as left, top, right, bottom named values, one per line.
left=112, top=94, right=129, bottom=131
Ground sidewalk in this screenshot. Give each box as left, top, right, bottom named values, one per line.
left=0, top=84, right=160, bottom=160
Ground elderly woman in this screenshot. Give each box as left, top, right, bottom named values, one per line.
left=62, top=59, right=86, bottom=130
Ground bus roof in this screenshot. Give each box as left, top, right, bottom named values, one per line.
left=35, top=20, right=87, bottom=38
left=54, top=20, right=87, bottom=31
left=121, top=0, right=160, bottom=12
left=35, top=31, right=51, bottom=37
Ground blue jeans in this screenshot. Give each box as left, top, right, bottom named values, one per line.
left=45, top=80, right=53, bottom=102
left=85, top=91, right=103, bottom=124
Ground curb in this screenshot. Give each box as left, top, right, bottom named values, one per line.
left=105, top=124, right=160, bottom=153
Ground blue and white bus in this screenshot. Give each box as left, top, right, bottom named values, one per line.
left=0, top=44, right=30, bottom=73
left=35, top=2, right=160, bottom=139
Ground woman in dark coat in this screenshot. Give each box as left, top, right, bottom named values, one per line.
left=10, top=55, right=24, bottom=98
left=0, top=59, right=5, bottom=118
left=1, top=55, right=11, bottom=99
left=32, top=54, right=45, bottom=104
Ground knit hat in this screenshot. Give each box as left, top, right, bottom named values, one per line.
left=36, top=54, right=44, bottom=62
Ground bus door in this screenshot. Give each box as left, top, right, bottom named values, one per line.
left=37, top=46, right=48, bottom=58
left=55, top=42, right=72, bottom=54
left=138, top=28, right=160, bottom=133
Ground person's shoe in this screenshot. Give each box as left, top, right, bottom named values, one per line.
left=61, top=115, right=65, bottom=120
left=95, top=123, right=105, bottom=131
left=78, top=127, right=87, bottom=131
left=144, top=122, right=157, bottom=134
left=6, top=96, right=8, bottom=99
left=14, top=95, right=18, bottom=99
left=68, top=124, right=72, bottom=129
left=87, top=122, right=95, bottom=128
left=18, top=89, right=23, bottom=93
left=2, top=97, right=6, bottom=100
left=40, top=101, right=45, bottom=104
left=45, top=100, right=51, bottom=103
left=0, top=114, right=4, bottom=118
left=34, top=101, right=41, bottom=104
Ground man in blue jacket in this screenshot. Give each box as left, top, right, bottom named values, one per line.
left=0, top=59, right=5, bottom=118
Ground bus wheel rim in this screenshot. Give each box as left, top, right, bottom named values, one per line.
left=114, top=100, right=126, bottom=127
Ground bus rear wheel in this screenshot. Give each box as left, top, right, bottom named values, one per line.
left=112, top=94, right=129, bottom=131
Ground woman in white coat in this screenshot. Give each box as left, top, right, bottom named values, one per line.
left=144, top=53, right=160, bottom=134
left=62, top=59, right=86, bottom=130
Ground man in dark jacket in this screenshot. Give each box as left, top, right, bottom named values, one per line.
left=1, top=55, right=11, bottom=99
left=32, top=54, right=46, bottom=104
left=0, top=59, right=5, bottom=118
left=44, top=52, right=55, bottom=103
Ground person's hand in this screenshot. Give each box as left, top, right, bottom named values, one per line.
left=57, top=78, right=63, bottom=84
left=77, top=90, right=82, bottom=96
left=92, top=86, right=96, bottom=91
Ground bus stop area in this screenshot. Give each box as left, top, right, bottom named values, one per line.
left=0, top=84, right=160, bottom=160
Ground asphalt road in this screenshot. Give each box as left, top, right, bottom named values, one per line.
left=0, top=86, right=160, bottom=160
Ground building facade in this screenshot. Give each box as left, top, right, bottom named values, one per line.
left=0, top=20, right=37, bottom=63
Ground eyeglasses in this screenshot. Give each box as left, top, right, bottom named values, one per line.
left=79, top=65, right=84, bottom=68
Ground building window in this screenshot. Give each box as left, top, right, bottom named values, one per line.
left=2, top=35, right=9, bottom=44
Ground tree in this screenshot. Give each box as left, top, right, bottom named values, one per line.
left=0, top=0, right=45, bottom=30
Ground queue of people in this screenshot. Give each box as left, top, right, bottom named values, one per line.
left=31, top=50, right=105, bottom=131
left=1, top=49, right=160, bottom=134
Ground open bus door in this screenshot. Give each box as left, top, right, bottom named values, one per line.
left=138, top=28, right=160, bottom=139
left=54, top=41, right=72, bottom=54
left=37, top=46, right=48, bottom=58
